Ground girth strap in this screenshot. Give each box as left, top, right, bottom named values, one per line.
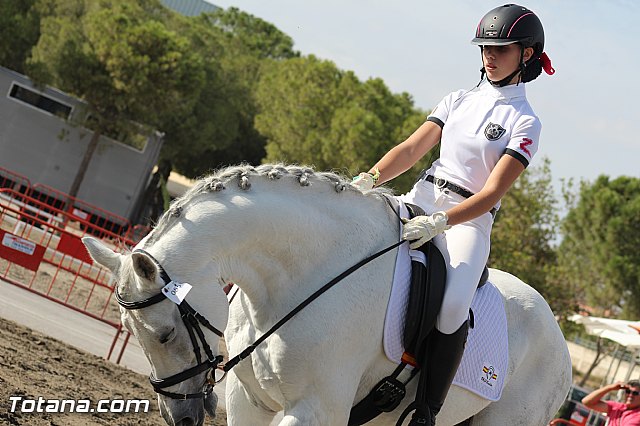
left=348, top=362, right=421, bottom=426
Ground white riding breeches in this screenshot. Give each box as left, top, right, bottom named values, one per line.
left=398, top=178, right=494, bottom=335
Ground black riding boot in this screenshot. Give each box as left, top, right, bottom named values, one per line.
left=424, top=320, right=469, bottom=425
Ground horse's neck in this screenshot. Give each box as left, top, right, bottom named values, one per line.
left=211, top=186, right=398, bottom=326
left=151, top=181, right=397, bottom=327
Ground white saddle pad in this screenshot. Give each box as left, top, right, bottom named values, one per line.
left=384, top=201, right=508, bottom=401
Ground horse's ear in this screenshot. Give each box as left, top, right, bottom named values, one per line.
left=131, top=252, right=158, bottom=282
left=82, top=237, right=122, bottom=272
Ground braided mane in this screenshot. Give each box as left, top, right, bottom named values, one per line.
left=147, top=164, right=393, bottom=245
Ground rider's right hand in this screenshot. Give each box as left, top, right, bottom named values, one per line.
left=351, top=173, right=375, bottom=191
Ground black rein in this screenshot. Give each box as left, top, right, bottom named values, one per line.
left=116, top=197, right=404, bottom=400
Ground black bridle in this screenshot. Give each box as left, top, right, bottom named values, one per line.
left=115, top=249, right=224, bottom=400
left=117, top=196, right=404, bottom=400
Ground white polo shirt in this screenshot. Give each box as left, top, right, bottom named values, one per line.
left=425, top=81, right=541, bottom=198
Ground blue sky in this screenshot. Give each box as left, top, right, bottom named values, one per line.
left=210, top=0, right=640, bottom=188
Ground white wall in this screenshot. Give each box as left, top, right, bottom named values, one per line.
left=568, top=341, right=640, bottom=386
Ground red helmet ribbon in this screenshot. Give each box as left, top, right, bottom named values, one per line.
left=539, top=52, right=555, bottom=75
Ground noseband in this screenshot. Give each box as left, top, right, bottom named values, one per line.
left=115, top=249, right=224, bottom=400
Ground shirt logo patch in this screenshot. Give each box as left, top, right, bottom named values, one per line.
left=484, top=123, right=506, bottom=141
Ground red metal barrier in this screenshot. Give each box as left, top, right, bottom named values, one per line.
left=0, top=229, right=46, bottom=272
left=0, top=166, right=32, bottom=195
left=549, top=420, right=584, bottom=426
left=124, top=224, right=152, bottom=244
left=0, top=188, right=142, bottom=363
left=58, top=232, right=95, bottom=265
left=0, top=168, right=141, bottom=244
left=0, top=189, right=137, bottom=245
left=31, top=183, right=132, bottom=239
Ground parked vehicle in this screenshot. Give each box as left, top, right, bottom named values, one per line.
left=0, top=66, right=163, bottom=231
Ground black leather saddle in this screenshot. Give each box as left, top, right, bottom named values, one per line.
left=348, top=203, right=487, bottom=425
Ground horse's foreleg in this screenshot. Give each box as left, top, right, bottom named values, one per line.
left=278, top=394, right=353, bottom=426
left=278, top=397, right=328, bottom=426
left=276, top=374, right=360, bottom=426
left=226, top=370, right=278, bottom=426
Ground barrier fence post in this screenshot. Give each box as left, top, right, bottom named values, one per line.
left=107, top=323, right=123, bottom=361
left=116, top=331, right=132, bottom=365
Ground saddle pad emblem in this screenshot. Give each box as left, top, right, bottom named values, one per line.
left=484, top=122, right=506, bottom=141
left=481, top=364, right=499, bottom=387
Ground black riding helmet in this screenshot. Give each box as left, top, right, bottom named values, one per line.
left=471, top=4, right=553, bottom=86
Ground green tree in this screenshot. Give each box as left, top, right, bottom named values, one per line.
left=28, top=0, right=204, bottom=198
left=205, top=6, right=298, bottom=60
left=488, top=158, right=569, bottom=314
left=556, top=175, right=640, bottom=319
left=255, top=55, right=429, bottom=192
left=323, top=75, right=431, bottom=191
left=255, top=56, right=343, bottom=167
left=0, top=0, right=41, bottom=73
left=158, top=7, right=299, bottom=177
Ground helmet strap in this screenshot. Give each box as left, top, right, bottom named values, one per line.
left=481, top=45, right=526, bottom=87
left=477, top=67, right=486, bottom=88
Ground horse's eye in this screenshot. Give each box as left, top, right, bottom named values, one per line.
left=159, top=328, right=176, bottom=344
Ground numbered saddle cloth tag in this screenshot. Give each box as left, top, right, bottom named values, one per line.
left=162, top=281, right=192, bottom=305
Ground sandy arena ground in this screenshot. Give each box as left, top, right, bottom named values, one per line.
left=0, top=317, right=227, bottom=426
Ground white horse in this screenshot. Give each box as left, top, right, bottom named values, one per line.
left=84, top=164, right=571, bottom=426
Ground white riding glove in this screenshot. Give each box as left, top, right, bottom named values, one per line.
left=401, top=211, right=450, bottom=249
left=351, top=172, right=375, bottom=191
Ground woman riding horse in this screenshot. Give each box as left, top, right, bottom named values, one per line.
left=352, top=4, right=555, bottom=425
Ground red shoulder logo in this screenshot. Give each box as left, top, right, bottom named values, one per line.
left=520, top=138, right=533, bottom=157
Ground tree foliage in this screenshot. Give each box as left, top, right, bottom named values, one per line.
left=2, top=1, right=432, bottom=190
left=0, top=0, right=41, bottom=74
left=204, top=6, right=298, bottom=60
left=254, top=55, right=429, bottom=193
left=158, top=7, right=299, bottom=177
left=488, top=158, right=573, bottom=315
left=556, top=175, right=640, bottom=318
left=30, top=0, right=203, bottom=128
